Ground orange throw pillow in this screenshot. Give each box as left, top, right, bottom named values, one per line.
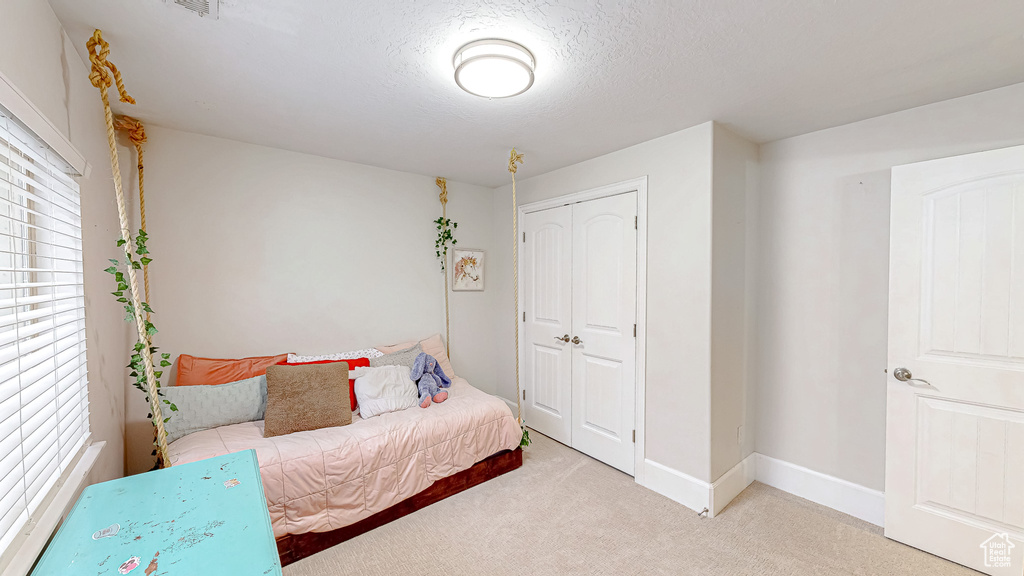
left=176, top=353, right=289, bottom=387
left=277, top=358, right=369, bottom=411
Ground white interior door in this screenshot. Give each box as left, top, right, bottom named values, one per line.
left=522, top=205, right=573, bottom=445
left=571, top=193, right=637, bottom=474
left=886, top=145, right=1024, bottom=575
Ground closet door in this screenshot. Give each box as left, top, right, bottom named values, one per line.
left=522, top=205, right=573, bottom=445
left=570, top=192, right=637, bottom=475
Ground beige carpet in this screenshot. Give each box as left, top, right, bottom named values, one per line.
left=285, top=431, right=978, bottom=576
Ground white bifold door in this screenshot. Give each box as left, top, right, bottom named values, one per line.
left=886, top=145, right=1024, bottom=575
left=522, top=192, right=638, bottom=474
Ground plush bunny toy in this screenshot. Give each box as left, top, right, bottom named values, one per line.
left=409, top=352, right=452, bottom=408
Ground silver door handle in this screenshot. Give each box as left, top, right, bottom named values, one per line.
left=572, top=336, right=582, bottom=345
left=893, top=367, right=933, bottom=388
left=554, top=334, right=570, bottom=343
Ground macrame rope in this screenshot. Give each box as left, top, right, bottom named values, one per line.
left=436, top=177, right=450, bottom=358
left=86, top=29, right=169, bottom=467
left=113, top=116, right=151, bottom=321
left=508, top=149, right=524, bottom=426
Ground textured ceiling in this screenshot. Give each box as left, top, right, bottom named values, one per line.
left=49, top=0, right=1024, bottom=187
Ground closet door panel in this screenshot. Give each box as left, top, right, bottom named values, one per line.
left=522, top=205, right=573, bottom=445
left=571, top=192, right=637, bottom=474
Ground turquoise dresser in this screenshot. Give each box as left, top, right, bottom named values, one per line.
left=31, top=450, right=282, bottom=575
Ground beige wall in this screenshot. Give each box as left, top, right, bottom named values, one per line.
left=128, top=126, right=495, bottom=472
left=491, top=123, right=716, bottom=481
left=0, top=0, right=130, bottom=484
left=132, top=121, right=755, bottom=486
left=755, top=82, right=1024, bottom=491
left=709, top=124, right=758, bottom=481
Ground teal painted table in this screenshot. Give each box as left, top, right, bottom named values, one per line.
left=31, top=450, right=282, bottom=576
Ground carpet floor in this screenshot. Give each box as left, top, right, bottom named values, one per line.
left=285, top=431, right=978, bottom=576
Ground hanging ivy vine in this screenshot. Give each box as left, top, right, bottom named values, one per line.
left=434, top=216, right=458, bottom=269
left=104, top=229, right=174, bottom=426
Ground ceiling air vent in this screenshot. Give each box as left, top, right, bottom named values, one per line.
left=172, top=0, right=219, bottom=18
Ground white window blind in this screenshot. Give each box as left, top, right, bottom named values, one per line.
left=0, top=104, right=89, bottom=555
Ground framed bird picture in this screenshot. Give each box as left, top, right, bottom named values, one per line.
left=452, top=248, right=484, bottom=291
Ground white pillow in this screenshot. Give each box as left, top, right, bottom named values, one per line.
left=353, top=365, right=418, bottom=419
left=288, top=348, right=383, bottom=363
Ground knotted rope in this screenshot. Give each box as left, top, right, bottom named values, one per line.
left=436, top=177, right=451, bottom=358
left=86, top=29, right=169, bottom=467
left=436, top=176, right=448, bottom=207
left=508, top=149, right=524, bottom=427
left=113, top=115, right=151, bottom=320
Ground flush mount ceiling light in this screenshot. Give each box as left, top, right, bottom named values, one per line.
left=453, top=39, right=535, bottom=98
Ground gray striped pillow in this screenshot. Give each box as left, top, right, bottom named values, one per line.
left=369, top=343, right=422, bottom=369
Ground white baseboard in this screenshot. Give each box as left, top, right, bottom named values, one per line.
left=642, top=459, right=710, bottom=514
left=526, top=424, right=883, bottom=526
left=710, top=454, right=757, bottom=517
left=499, top=396, right=518, bottom=416
left=755, top=453, right=885, bottom=527
left=638, top=452, right=883, bottom=526
left=642, top=454, right=756, bottom=518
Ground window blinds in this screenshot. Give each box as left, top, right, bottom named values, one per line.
left=0, top=105, right=89, bottom=555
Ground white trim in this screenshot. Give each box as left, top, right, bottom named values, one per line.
left=0, top=70, right=89, bottom=177
left=755, top=453, right=885, bottom=527
left=643, top=459, right=710, bottom=514
left=519, top=177, right=648, bottom=215
left=499, top=395, right=518, bottom=416
left=516, top=176, right=649, bottom=482
left=638, top=452, right=884, bottom=526
left=710, top=453, right=756, bottom=517
left=633, top=178, right=648, bottom=485
left=0, top=440, right=105, bottom=576
left=641, top=454, right=755, bottom=518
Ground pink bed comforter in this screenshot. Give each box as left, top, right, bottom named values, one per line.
left=167, top=378, right=521, bottom=538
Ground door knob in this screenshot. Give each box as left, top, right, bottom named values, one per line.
left=572, top=336, right=582, bottom=345
left=554, top=334, right=570, bottom=343
left=893, top=367, right=933, bottom=388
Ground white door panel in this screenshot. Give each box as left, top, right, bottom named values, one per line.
left=571, top=192, right=637, bottom=474
left=887, top=145, right=1024, bottom=575
left=522, top=205, right=573, bottom=445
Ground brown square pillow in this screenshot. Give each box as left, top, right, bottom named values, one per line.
left=263, top=362, right=351, bottom=437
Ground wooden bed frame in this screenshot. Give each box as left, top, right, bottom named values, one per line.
left=275, top=447, right=523, bottom=566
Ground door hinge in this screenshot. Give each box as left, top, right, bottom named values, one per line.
left=523, top=232, right=526, bottom=243
left=633, top=324, right=637, bottom=337
left=523, top=311, right=526, bottom=322
left=523, top=390, right=526, bottom=400
left=635, top=215, right=638, bottom=229
left=632, top=429, right=636, bottom=443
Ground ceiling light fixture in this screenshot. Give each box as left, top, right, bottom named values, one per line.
left=453, top=39, right=535, bottom=99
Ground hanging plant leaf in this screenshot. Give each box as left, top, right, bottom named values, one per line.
left=106, top=233, right=174, bottom=430
left=434, top=216, right=459, bottom=271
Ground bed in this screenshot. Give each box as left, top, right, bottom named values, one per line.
left=167, top=376, right=523, bottom=564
